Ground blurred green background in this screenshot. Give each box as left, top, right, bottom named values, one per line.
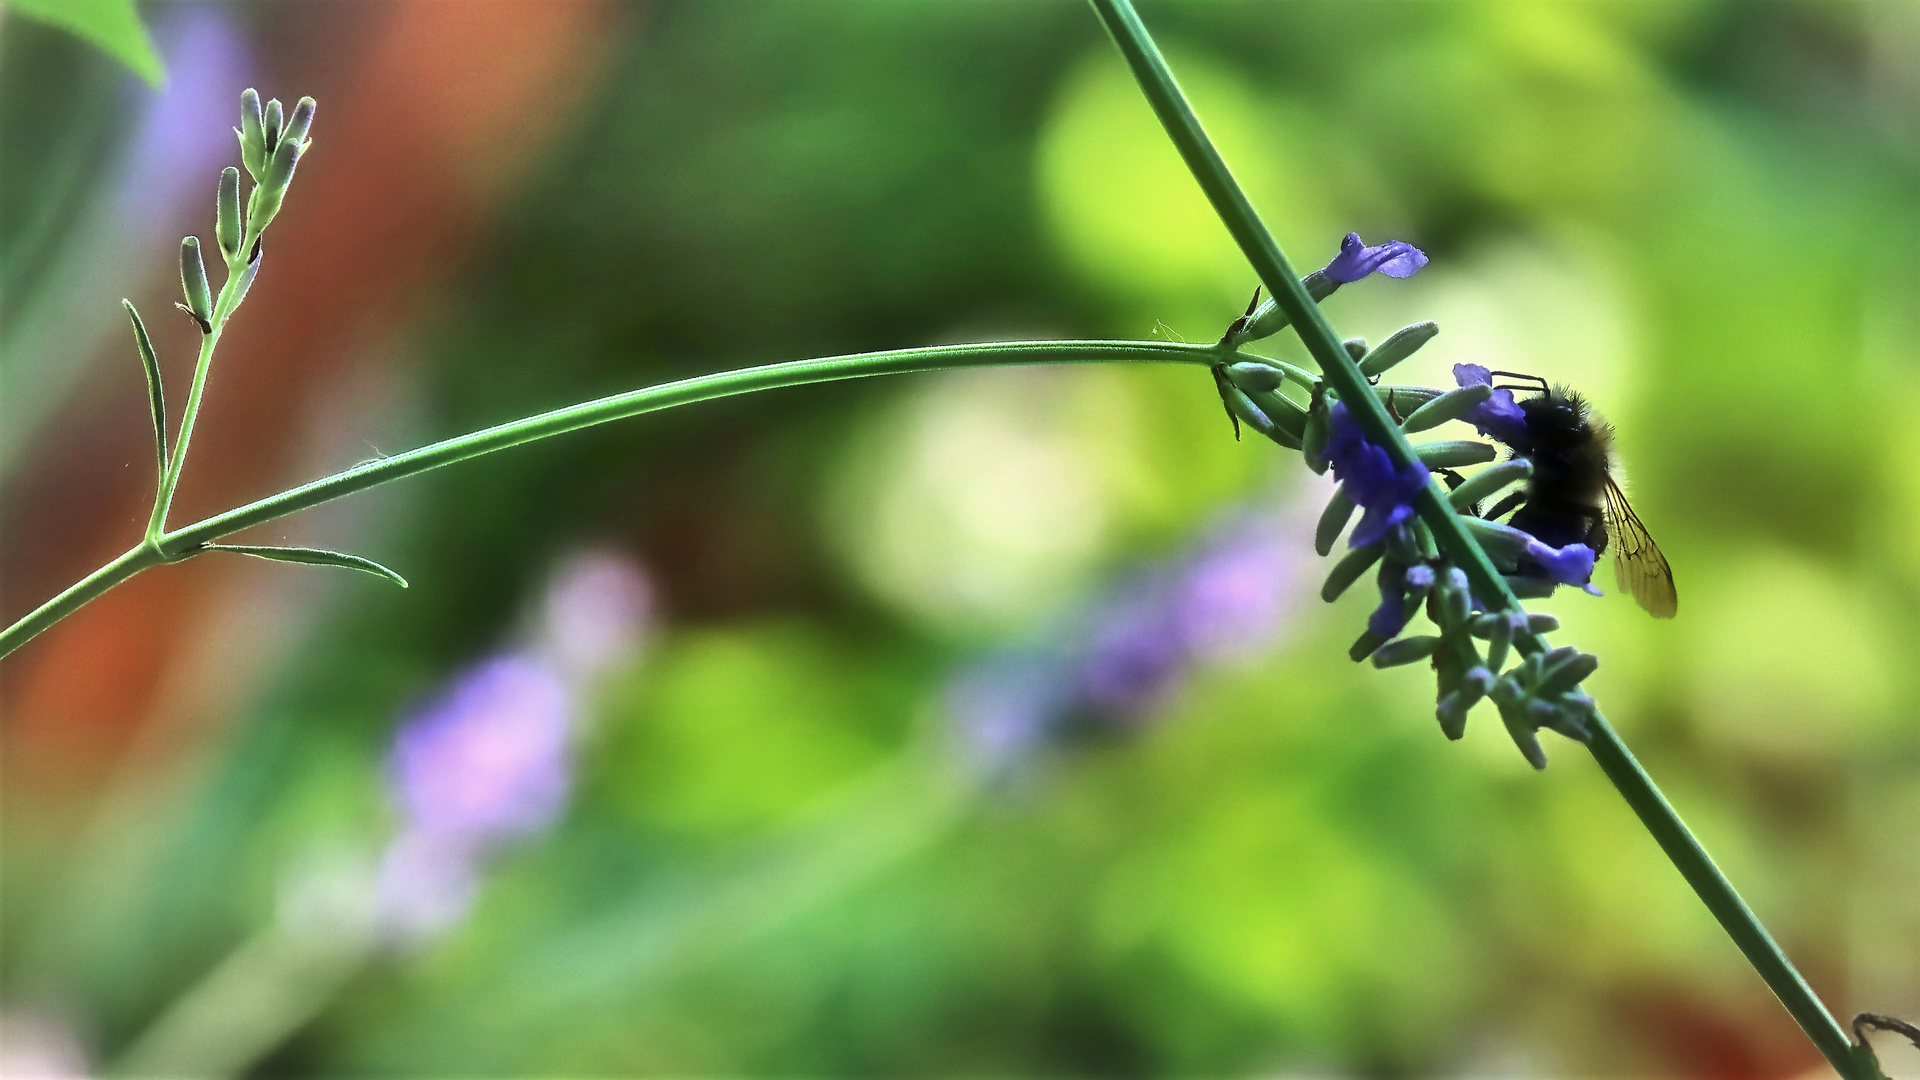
left=3, top=1, right=1918, bottom=1076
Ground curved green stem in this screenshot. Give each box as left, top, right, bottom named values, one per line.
left=1087, top=1, right=1865, bottom=1074
left=0, top=339, right=1217, bottom=660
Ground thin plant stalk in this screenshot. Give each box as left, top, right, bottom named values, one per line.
left=1085, top=0, right=1867, bottom=1076
left=0, top=340, right=1216, bottom=659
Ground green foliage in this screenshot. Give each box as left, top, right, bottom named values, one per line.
left=3, top=0, right=162, bottom=86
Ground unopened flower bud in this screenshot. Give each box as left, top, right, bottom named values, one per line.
left=1243, top=387, right=1307, bottom=442
left=1321, top=542, right=1383, bottom=602
left=239, top=89, right=267, bottom=179
left=1448, top=458, right=1532, bottom=511
left=1401, top=382, right=1491, bottom=434
left=1536, top=650, right=1599, bottom=697
left=1484, top=610, right=1515, bottom=673
left=250, top=139, right=306, bottom=236
left=1439, top=568, right=1471, bottom=629
left=178, top=237, right=212, bottom=331
left=216, top=167, right=242, bottom=258
left=1348, top=629, right=1388, bottom=663
left=1358, top=321, right=1439, bottom=379
left=281, top=96, right=316, bottom=152
left=1315, top=489, right=1355, bottom=556
left=1342, top=338, right=1367, bottom=363
left=1435, top=665, right=1493, bottom=739
left=1500, top=709, right=1549, bottom=770
left=1236, top=271, right=1339, bottom=343
left=1372, top=635, right=1441, bottom=668
left=1224, top=361, right=1282, bottom=394
left=1301, top=398, right=1331, bottom=474
left=263, top=97, right=284, bottom=150
left=1413, top=440, right=1497, bottom=469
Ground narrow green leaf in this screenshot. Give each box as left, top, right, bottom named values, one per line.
left=201, top=544, right=407, bottom=587
left=5, top=0, right=165, bottom=86
left=121, top=300, right=167, bottom=483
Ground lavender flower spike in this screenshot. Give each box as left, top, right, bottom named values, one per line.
left=1450, top=364, right=1529, bottom=445
left=1324, top=401, right=1430, bottom=548
left=1321, top=232, right=1428, bottom=285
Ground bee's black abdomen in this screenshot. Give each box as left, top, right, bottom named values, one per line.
left=1505, top=388, right=1612, bottom=562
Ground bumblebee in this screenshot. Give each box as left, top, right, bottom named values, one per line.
left=1479, top=372, right=1677, bottom=618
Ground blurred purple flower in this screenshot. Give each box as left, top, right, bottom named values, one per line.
left=374, top=551, right=655, bottom=946
left=949, top=506, right=1309, bottom=766
left=388, top=656, right=571, bottom=844
left=945, top=653, right=1074, bottom=769
left=537, top=549, right=655, bottom=682
left=1321, top=232, right=1427, bottom=285
left=1175, top=514, right=1299, bottom=661
left=1077, top=582, right=1187, bottom=721
left=377, top=657, right=570, bottom=944
left=1450, top=364, right=1529, bottom=445
left=1325, top=401, right=1430, bottom=548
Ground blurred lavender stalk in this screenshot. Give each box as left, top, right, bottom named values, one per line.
left=950, top=497, right=1315, bottom=772
left=110, top=551, right=654, bottom=1078
left=471, top=493, right=1320, bottom=1033
left=375, top=550, right=653, bottom=945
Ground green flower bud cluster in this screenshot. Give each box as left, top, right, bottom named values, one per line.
left=1322, top=516, right=1602, bottom=769
left=236, top=90, right=316, bottom=252
left=164, top=91, right=315, bottom=338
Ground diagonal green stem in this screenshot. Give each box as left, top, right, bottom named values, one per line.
left=0, top=339, right=1216, bottom=660
left=1085, top=1, right=1866, bottom=1076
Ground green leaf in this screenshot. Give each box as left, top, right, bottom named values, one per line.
left=121, top=300, right=166, bottom=483
left=4, top=0, right=165, bottom=87
left=200, top=544, right=408, bottom=588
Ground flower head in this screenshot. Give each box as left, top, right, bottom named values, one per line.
left=1322, top=232, right=1428, bottom=285
left=1324, top=401, right=1431, bottom=548
left=1450, top=364, right=1529, bottom=445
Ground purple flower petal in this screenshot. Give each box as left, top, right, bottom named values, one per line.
left=1525, top=539, right=1598, bottom=592
left=1451, top=363, right=1528, bottom=444
left=1322, top=232, right=1429, bottom=285
left=1326, top=402, right=1431, bottom=548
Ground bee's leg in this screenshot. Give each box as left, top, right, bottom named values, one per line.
left=1581, top=506, right=1608, bottom=554
left=1435, top=468, right=1466, bottom=490
left=1483, top=491, right=1527, bottom=522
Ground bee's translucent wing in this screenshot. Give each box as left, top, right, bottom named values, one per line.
left=1601, top=476, right=1676, bottom=618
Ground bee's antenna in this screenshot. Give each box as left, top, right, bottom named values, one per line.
left=1488, top=370, right=1550, bottom=395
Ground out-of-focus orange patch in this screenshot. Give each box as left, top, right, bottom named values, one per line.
left=6, top=571, right=189, bottom=798
left=2, top=0, right=621, bottom=805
